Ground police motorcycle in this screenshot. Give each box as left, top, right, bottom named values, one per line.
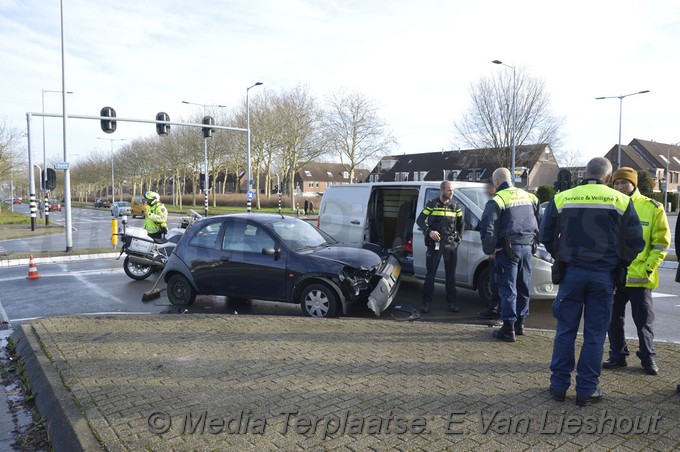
left=116, top=209, right=202, bottom=280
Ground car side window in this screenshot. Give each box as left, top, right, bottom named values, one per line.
left=223, top=222, right=276, bottom=253
left=188, top=222, right=220, bottom=249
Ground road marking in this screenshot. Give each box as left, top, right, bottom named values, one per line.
left=652, top=292, right=677, bottom=298
left=10, top=311, right=152, bottom=323
left=0, top=268, right=124, bottom=283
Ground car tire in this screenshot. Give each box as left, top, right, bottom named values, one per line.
left=300, top=282, right=339, bottom=318
left=477, top=265, right=495, bottom=307
left=167, top=274, right=197, bottom=306
left=123, top=256, right=154, bottom=280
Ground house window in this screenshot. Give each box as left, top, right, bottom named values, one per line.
left=342, top=171, right=349, bottom=179
left=308, top=182, right=314, bottom=188
left=395, top=172, right=409, bottom=181
left=304, top=170, right=312, bottom=177
left=413, top=171, right=427, bottom=181
left=444, top=170, right=459, bottom=181
left=316, top=182, right=319, bottom=187
left=326, top=171, right=333, bottom=177
left=369, top=174, right=380, bottom=182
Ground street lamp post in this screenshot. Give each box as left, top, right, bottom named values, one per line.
left=595, top=90, right=650, bottom=169
left=246, top=82, right=263, bottom=213
left=97, top=137, right=126, bottom=204
left=181, top=100, right=227, bottom=216
left=492, top=60, right=517, bottom=181
left=42, top=89, right=73, bottom=225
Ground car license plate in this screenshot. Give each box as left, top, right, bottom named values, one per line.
left=129, top=238, right=153, bottom=254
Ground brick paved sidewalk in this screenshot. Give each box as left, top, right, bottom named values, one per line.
left=11, top=315, right=680, bottom=451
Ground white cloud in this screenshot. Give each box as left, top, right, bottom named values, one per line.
left=1, top=0, right=679, bottom=168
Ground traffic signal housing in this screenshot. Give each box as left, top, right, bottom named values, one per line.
left=202, top=116, right=215, bottom=138
left=156, top=112, right=170, bottom=136
left=46, top=168, right=57, bottom=190
left=100, top=107, right=117, bottom=134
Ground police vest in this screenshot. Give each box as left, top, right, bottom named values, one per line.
left=491, top=187, right=538, bottom=246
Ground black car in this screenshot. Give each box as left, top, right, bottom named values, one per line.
left=94, top=198, right=111, bottom=208
left=162, top=214, right=401, bottom=318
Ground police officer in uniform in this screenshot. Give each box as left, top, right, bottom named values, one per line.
left=603, top=167, right=670, bottom=375
left=480, top=168, right=539, bottom=342
left=143, top=191, right=168, bottom=240
left=540, top=157, right=644, bottom=406
left=415, top=180, right=464, bottom=313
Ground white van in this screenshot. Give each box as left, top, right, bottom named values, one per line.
left=317, top=181, right=557, bottom=305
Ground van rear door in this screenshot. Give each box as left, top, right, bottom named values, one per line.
left=318, top=185, right=372, bottom=244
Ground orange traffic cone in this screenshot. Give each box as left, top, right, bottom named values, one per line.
left=26, top=255, right=41, bottom=280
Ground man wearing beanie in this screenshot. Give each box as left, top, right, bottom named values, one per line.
left=603, top=167, right=671, bottom=375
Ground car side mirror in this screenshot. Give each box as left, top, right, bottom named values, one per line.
left=262, top=247, right=277, bottom=256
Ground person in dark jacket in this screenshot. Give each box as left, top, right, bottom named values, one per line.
left=415, top=181, right=464, bottom=313
left=480, top=168, right=539, bottom=342
left=540, top=157, right=644, bottom=406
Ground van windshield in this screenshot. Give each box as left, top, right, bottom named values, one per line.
left=457, top=187, right=490, bottom=211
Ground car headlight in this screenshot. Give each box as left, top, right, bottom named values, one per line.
left=534, top=244, right=554, bottom=263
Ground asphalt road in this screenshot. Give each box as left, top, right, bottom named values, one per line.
left=1, top=203, right=197, bottom=252
left=1, top=257, right=678, bottom=344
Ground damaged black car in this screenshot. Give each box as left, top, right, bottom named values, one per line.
left=162, top=214, right=401, bottom=318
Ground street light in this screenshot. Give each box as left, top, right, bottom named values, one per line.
left=42, top=89, right=73, bottom=225
left=246, top=82, right=263, bottom=213
left=595, top=90, right=650, bottom=169
left=181, top=100, right=227, bottom=216
left=97, top=137, right=126, bottom=203
left=492, top=60, right=517, bottom=181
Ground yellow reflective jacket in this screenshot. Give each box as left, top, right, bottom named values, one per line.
left=625, top=189, right=671, bottom=288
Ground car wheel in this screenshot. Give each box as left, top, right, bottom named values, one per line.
left=477, top=265, right=495, bottom=307
left=167, top=274, right=197, bottom=306
left=123, top=256, right=154, bottom=280
left=300, top=282, right=339, bottom=318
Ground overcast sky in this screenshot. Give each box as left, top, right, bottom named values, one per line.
left=1, top=0, right=679, bottom=168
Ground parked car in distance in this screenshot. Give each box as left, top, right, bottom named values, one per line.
left=130, top=196, right=147, bottom=218
left=47, top=198, right=62, bottom=211
left=111, top=201, right=132, bottom=217
left=12, top=198, right=22, bottom=204
left=94, top=198, right=111, bottom=208
left=162, top=214, right=401, bottom=318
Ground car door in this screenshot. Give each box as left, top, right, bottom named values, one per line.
left=211, top=219, right=287, bottom=300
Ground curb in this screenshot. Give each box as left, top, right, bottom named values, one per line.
left=10, top=325, right=102, bottom=452
left=0, top=253, right=119, bottom=268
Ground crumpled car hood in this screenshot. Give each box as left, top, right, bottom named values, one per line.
left=307, top=244, right=383, bottom=270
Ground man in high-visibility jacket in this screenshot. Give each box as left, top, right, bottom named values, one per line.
left=143, top=191, right=168, bottom=240
left=540, top=157, right=644, bottom=406
left=603, top=167, right=670, bottom=376
left=415, top=181, right=464, bottom=313
left=480, top=168, right=539, bottom=342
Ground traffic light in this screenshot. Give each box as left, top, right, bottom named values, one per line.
left=156, top=112, right=170, bottom=136
left=202, top=116, right=215, bottom=138
left=100, top=107, right=117, bottom=134
left=199, top=174, right=213, bottom=190
left=46, top=168, right=56, bottom=190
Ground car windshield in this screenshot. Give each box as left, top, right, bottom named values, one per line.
left=118, top=202, right=130, bottom=207
left=270, top=218, right=335, bottom=251
left=48, top=199, right=58, bottom=203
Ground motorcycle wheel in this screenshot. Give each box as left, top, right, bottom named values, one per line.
left=123, top=256, right=154, bottom=280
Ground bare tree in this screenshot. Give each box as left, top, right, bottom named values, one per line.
left=276, top=85, right=325, bottom=210
left=323, top=90, right=396, bottom=183
left=454, top=68, right=564, bottom=166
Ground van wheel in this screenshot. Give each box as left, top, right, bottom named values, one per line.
left=167, top=274, right=197, bottom=306
left=300, top=283, right=338, bottom=318
left=477, top=266, right=495, bottom=307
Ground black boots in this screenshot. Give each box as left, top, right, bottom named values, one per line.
left=514, top=317, right=525, bottom=336
left=493, top=321, right=516, bottom=342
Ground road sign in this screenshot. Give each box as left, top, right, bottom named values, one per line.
left=55, top=162, right=69, bottom=170
left=246, top=190, right=254, bottom=201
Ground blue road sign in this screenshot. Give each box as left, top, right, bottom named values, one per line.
left=246, top=190, right=254, bottom=201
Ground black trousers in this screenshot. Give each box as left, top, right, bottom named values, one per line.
left=486, top=258, right=501, bottom=311
left=607, top=286, right=656, bottom=363
left=422, top=243, right=458, bottom=308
